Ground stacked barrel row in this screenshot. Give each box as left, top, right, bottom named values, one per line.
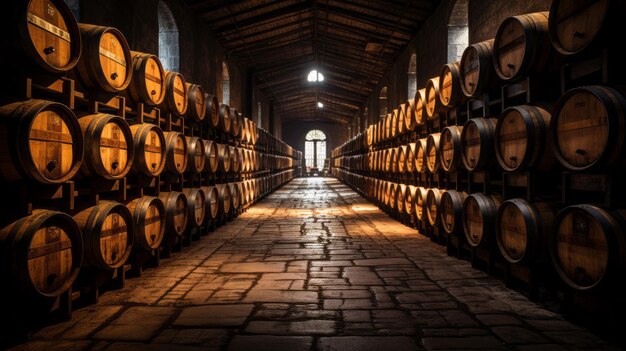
left=0, top=0, right=301, bottom=329
left=333, top=0, right=626, bottom=322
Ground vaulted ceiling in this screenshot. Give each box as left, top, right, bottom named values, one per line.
left=185, top=0, right=439, bottom=124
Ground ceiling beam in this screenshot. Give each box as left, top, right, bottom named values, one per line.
left=209, top=1, right=313, bottom=33
left=221, top=17, right=312, bottom=45
left=322, top=4, right=418, bottom=36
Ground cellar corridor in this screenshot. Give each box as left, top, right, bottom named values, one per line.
left=15, top=178, right=615, bottom=351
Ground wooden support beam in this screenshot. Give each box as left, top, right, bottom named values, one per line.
left=209, top=1, right=313, bottom=33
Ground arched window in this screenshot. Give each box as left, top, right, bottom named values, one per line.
left=408, top=50, right=417, bottom=99
left=379, top=86, right=388, bottom=121
left=448, top=0, right=468, bottom=63
left=158, top=1, right=179, bottom=72
left=305, top=129, right=326, bottom=170
left=257, top=102, right=262, bottom=126
left=222, top=61, right=230, bottom=105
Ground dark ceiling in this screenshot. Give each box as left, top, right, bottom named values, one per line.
left=185, top=0, right=439, bottom=124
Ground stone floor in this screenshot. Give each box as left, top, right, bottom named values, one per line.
left=13, top=178, right=617, bottom=351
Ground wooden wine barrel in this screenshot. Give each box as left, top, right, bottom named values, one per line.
left=158, top=191, right=188, bottom=238
left=241, top=181, right=250, bottom=205
left=440, top=125, right=463, bottom=173
left=425, top=77, right=442, bottom=118
left=460, top=39, right=498, bottom=98
left=126, top=51, right=166, bottom=106
left=185, top=137, right=205, bottom=174
left=75, top=24, right=132, bottom=93
left=463, top=193, right=502, bottom=247
left=440, top=190, right=468, bottom=235
left=415, top=187, right=428, bottom=222
left=250, top=179, right=258, bottom=200
left=183, top=188, right=206, bottom=229
left=241, top=148, right=249, bottom=172
left=414, top=88, right=427, bottom=126
left=382, top=148, right=390, bottom=173
left=366, top=125, right=374, bottom=147
left=439, top=62, right=465, bottom=108
left=163, top=131, right=188, bottom=175
left=396, top=184, right=407, bottom=214
left=426, top=188, right=443, bottom=226
left=378, top=180, right=390, bottom=207
left=0, top=209, right=82, bottom=299
left=229, top=146, right=241, bottom=173
left=202, top=186, right=220, bottom=220
left=461, top=118, right=498, bottom=172
left=551, top=86, right=626, bottom=171
left=186, top=83, right=206, bottom=123
left=0, top=100, right=83, bottom=184
left=397, top=145, right=408, bottom=174
left=78, top=114, right=134, bottom=179
left=129, top=123, right=165, bottom=177
left=493, top=12, right=556, bottom=81
left=73, top=201, right=134, bottom=270
left=396, top=108, right=406, bottom=135
left=243, top=148, right=251, bottom=172
left=426, top=133, right=441, bottom=173
left=234, top=111, right=244, bottom=139
left=379, top=181, right=388, bottom=205
left=218, top=104, right=231, bottom=134
left=206, top=94, right=220, bottom=129
left=241, top=118, right=249, bottom=145
left=229, top=182, right=241, bottom=210
left=550, top=204, right=626, bottom=290
left=495, top=105, right=555, bottom=172
left=159, top=71, right=188, bottom=116
left=391, top=147, right=401, bottom=174
left=371, top=123, right=379, bottom=145
left=229, top=108, right=239, bottom=138
left=371, top=151, right=379, bottom=171
left=387, top=112, right=396, bottom=139
left=388, top=182, right=397, bottom=210
left=203, top=140, right=219, bottom=173
left=217, top=184, right=232, bottom=215
left=404, top=100, right=418, bottom=131
left=415, top=138, right=428, bottom=173
left=405, top=143, right=416, bottom=173
left=126, top=196, right=165, bottom=251
left=548, top=0, right=624, bottom=56
left=249, top=120, right=258, bottom=145
left=496, top=199, right=554, bottom=264
left=405, top=185, right=417, bottom=215
left=376, top=120, right=384, bottom=144
left=2, top=0, right=81, bottom=75
left=253, top=150, right=261, bottom=172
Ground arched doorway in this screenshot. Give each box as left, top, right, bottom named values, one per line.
left=305, top=129, right=326, bottom=172
left=158, top=1, right=179, bottom=72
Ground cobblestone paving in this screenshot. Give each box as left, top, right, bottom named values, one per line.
left=14, top=178, right=617, bottom=351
